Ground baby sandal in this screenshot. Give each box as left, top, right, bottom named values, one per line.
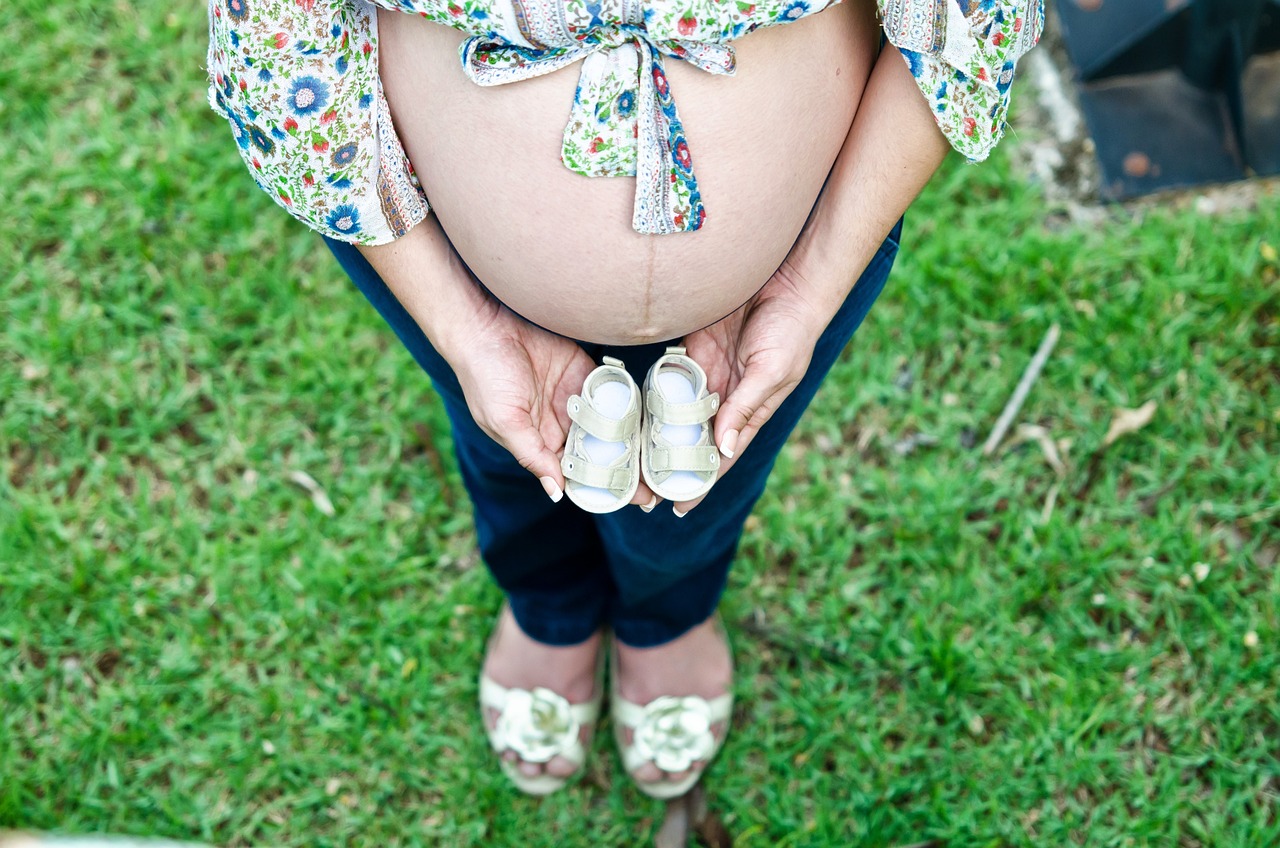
left=641, top=347, right=721, bottom=503
left=562, top=356, right=642, bottom=514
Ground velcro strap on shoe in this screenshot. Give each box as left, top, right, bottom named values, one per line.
left=647, top=444, right=721, bottom=474
left=646, top=390, right=719, bottom=427
left=562, top=453, right=633, bottom=491
left=567, top=394, right=639, bottom=443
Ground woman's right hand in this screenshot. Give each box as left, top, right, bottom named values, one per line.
left=360, top=215, right=658, bottom=506
left=439, top=298, right=659, bottom=507
left=439, top=295, right=595, bottom=502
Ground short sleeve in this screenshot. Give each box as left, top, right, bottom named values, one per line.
left=206, top=0, right=428, bottom=245
left=878, top=0, right=1045, bottom=161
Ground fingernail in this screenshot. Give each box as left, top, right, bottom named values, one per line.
left=640, top=496, right=657, bottom=513
left=673, top=506, right=688, bottom=518
left=540, top=476, right=563, bottom=503
left=720, top=429, right=739, bottom=459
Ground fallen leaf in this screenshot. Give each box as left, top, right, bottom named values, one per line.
left=856, top=424, right=883, bottom=453
left=894, top=362, right=915, bottom=391
left=690, top=785, right=731, bottom=848
left=892, top=432, right=939, bottom=456
left=1040, top=481, right=1061, bottom=525
left=1010, top=424, right=1066, bottom=476
left=695, top=811, right=732, bottom=848
left=287, top=470, right=335, bottom=516
left=20, top=362, right=48, bottom=381
left=655, top=785, right=731, bottom=848
left=1102, top=401, right=1157, bottom=447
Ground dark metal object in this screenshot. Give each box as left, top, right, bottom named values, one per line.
left=1056, top=0, right=1280, bottom=199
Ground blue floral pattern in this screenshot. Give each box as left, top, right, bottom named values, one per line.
left=287, top=76, right=330, bottom=117
left=880, top=0, right=1044, bottom=160
left=326, top=204, right=362, bottom=235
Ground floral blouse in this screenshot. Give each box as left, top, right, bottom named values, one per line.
left=206, top=0, right=1044, bottom=245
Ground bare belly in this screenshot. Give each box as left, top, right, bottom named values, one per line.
left=378, top=2, right=878, bottom=345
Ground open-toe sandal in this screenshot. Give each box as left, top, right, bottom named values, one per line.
left=479, top=610, right=607, bottom=796
left=641, top=346, right=721, bottom=503
left=609, top=619, right=734, bottom=800
left=562, top=356, right=642, bottom=514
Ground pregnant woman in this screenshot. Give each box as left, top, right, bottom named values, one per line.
left=208, top=0, right=1042, bottom=798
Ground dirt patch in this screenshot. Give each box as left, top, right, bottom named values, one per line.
left=1011, top=13, right=1280, bottom=224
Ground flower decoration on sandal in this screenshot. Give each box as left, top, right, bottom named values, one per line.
left=493, top=687, right=581, bottom=764
left=631, top=695, right=717, bottom=773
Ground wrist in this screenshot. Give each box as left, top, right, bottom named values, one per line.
left=355, top=214, right=495, bottom=361
left=761, top=257, right=844, bottom=338
left=416, top=250, right=499, bottom=362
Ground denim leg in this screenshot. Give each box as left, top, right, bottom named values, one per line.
left=323, top=237, right=612, bottom=646
left=596, top=221, right=904, bottom=648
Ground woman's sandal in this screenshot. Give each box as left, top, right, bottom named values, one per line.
left=641, top=347, right=721, bottom=504
left=562, top=356, right=642, bottom=514
left=609, top=619, right=734, bottom=800
left=479, top=610, right=607, bottom=796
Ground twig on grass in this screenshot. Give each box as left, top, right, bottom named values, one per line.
left=981, top=323, right=1061, bottom=456
left=286, top=469, right=336, bottom=516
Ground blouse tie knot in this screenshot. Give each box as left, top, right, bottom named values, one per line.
left=460, top=20, right=737, bottom=234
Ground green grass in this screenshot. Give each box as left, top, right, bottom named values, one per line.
left=2, top=2, right=1278, bottom=846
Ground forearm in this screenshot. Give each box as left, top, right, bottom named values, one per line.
left=781, top=44, right=951, bottom=320
left=355, top=213, right=494, bottom=358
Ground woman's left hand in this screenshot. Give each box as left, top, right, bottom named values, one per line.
left=673, top=260, right=835, bottom=516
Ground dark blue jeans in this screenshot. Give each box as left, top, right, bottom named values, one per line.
left=324, top=218, right=901, bottom=648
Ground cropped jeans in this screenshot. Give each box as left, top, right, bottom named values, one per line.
left=324, top=217, right=901, bottom=648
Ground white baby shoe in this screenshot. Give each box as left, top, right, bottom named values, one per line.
left=640, top=346, right=721, bottom=503
left=561, top=356, right=643, bottom=514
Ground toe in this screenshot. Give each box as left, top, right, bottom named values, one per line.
left=518, top=759, right=543, bottom=778
left=502, top=750, right=519, bottom=764
left=633, top=761, right=665, bottom=783
left=664, top=767, right=691, bottom=784
left=545, top=755, right=578, bottom=778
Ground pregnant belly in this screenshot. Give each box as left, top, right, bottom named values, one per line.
left=378, top=1, right=879, bottom=345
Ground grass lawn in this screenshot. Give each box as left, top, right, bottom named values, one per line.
left=2, top=1, right=1278, bottom=845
